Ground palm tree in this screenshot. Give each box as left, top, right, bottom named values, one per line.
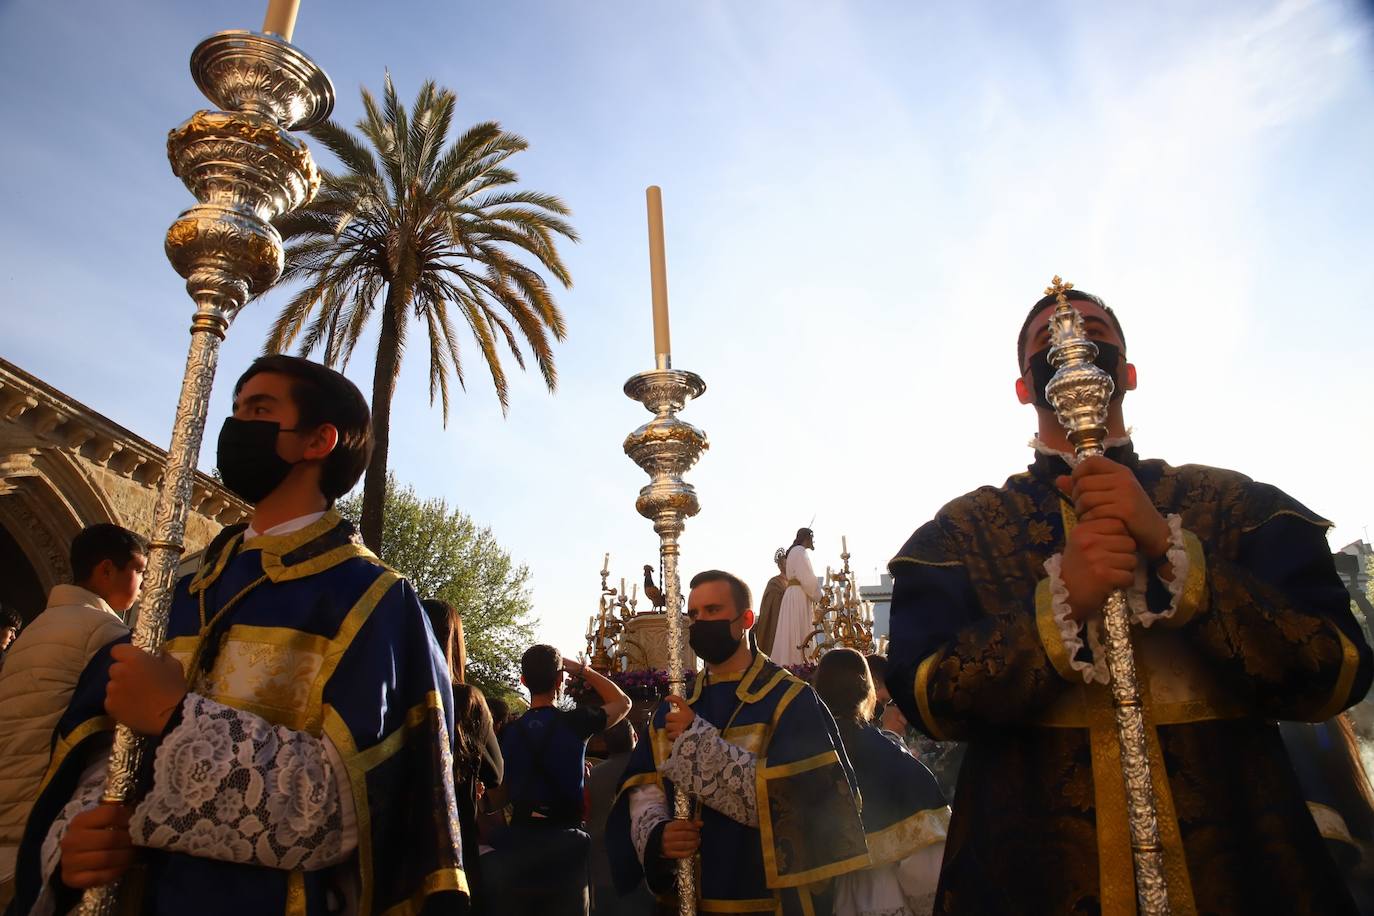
left=266, top=75, right=577, bottom=550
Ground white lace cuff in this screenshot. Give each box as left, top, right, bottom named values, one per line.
left=1129, top=514, right=1189, bottom=628
left=627, top=783, right=670, bottom=865
left=661, top=716, right=759, bottom=827
left=32, top=752, right=110, bottom=916
left=1043, top=554, right=1109, bottom=685
left=130, top=693, right=353, bottom=871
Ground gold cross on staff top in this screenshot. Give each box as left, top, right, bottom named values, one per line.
left=1045, top=275, right=1074, bottom=303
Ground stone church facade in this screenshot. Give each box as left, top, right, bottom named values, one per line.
left=0, top=356, right=247, bottom=621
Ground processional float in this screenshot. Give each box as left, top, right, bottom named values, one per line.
left=81, top=1, right=332, bottom=912
left=1043, top=276, right=1170, bottom=915
left=623, top=186, right=708, bottom=916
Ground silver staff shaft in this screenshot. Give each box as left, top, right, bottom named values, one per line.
left=1042, top=276, right=1170, bottom=915
left=78, top=29, right=332, bottom=915
left=624, top=358, right=708, bottom=916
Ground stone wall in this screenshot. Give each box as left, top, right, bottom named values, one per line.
left=0, top=356, right=248, bottom=619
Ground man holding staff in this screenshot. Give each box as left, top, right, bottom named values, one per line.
left=9, top=356, right=468, bottom=915
left=607, top=570, right=868, bottom=915
left=884, top=285, right=1371, bottom=914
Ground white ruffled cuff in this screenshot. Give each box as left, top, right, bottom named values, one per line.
left=1044, top=553, right=1110, bottom=685
left=1129, top=514, right=1189, bottom=628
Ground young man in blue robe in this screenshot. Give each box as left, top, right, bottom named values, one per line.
left=885, top=290, right=1373, bottom=915
left=8, top=355, right=467, bottom=915
left=607, top=570, right=869, bottom=915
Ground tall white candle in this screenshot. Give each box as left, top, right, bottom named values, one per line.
left=262, top=0, right=300, bottom=41
left=646, top=186, right=671, bottom=361
left=842, top=535, right=848, bottom=555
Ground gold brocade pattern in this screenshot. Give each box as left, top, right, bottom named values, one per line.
left=889, top=455, right=1367, bottom=915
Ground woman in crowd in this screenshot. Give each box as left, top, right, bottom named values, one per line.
left=422, top=599, right=504, bottom=913
left=813, top=647, right=950, bottom=916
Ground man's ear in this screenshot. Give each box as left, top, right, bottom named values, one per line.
left=1015, top=376, right=1034, bottom=405
left=1123, top=362, right=1137, bottom=392
left=302, top=423, right=339, bottom=461
left=741, top=608, right=756, bottom=630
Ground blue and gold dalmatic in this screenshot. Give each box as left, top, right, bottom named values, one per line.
left=607, top=652, right=869, bottom=915
left=10, top=511, right=467, bottom=916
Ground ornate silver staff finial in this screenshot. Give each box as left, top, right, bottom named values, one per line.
left=1043, top=276, right=1171, bottom=915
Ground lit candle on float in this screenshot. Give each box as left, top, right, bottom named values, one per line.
left=842, top=535, right=848, bottom=555
left=646, top=186, right=671, bottom=365
left=262, top=0, right=300, bottom=41
left=602, top=552, right=610, bottom=574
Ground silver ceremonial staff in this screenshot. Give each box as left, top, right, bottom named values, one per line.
left=79, top=19, right=332, bottom=915
left=1043, top=276, right=1170, bottom=915
left=624, top=358, right=708, bottom=915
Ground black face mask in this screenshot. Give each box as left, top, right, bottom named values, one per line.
left=216, top=417, right=299, bottom=504
left=689, top=616, right=743, bottom=666
left=1026, top=340, right=1123, bottom=411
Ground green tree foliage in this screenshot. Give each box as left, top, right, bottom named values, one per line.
left=267, top=75, right=577, bottom=551
left=338, top=475, right=535, bottom=701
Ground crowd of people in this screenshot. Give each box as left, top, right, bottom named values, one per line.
left=0, top=286, right=1372, bottom=915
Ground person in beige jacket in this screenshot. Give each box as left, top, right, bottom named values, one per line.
left=0, top=523, right=146, bottom=905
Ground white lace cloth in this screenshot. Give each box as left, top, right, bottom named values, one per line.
left=833, top=843, right=943, bottom=916
left=131, top=694, right=355, bottom=870
left=660, top=716, right=759, bottom=827
left=1045, top=513, right=1192, bottom=684
left=627, top=715, right=761, bottom=865
left=34, top=693, right=358, bottom=912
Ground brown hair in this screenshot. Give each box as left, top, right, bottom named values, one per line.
left=813, top=647, right=876, bottom=730
left=688, top=569, right=752, bottom=614
left=421, top=598, right=466, bottom=685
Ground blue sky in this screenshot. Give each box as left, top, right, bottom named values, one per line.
left=2, top=0, right=1372, bottom=659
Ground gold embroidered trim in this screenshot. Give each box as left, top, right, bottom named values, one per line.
left=1145, top=715, right=1198, bottom=915
left=285, top=870, right=306, bottom=916
left=697, top=897, right=779, bottom=912
left=38, top=715, right=113, bottom=795
left=866, top=806, right=949, bottom=866
left=1035, top=577, right=1080, bottom=682
left=352, top=692, right=444, bottom=773
left=1161, top=530, right=1208, bottom=629
left=323, top=706, right=373, bottom=914
left=306, top=570, right=401, bottom=733
left=889, top=555, right=963, bottom=569
left=1314, top=628, right=1361, bottom=723
left=913, top=653, right=949, bottom=741
left=1239, top=508, right=1331, bottom=533
left=378, top=866, right=470, bottom=915
left=262, top=543, right=379, bottom=583
left=760, top=750, right=840, bottom=780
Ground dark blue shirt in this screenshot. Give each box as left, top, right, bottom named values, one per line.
left=500, top=705, right=607, bottom=825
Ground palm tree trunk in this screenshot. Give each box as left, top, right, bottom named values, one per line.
left=359, top=286, right=403, bottom=551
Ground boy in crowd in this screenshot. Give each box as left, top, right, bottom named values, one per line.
left=0, top=524, right=145, bottom=907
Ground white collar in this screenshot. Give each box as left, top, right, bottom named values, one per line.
left=244, top=510, right=328, bottom=543
left=1028, top=431, right=1134, bottom=468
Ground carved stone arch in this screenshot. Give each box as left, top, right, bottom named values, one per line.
left=29, top=447, right=121, bottom=529
left=0, top=474, right=83, bottom=594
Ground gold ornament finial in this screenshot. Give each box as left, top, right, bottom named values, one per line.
left=1045, top=275, right=1074, bottom=304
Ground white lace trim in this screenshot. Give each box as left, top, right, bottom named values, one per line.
left=627, top=783, right=670, bottom=865
left=32, top=753, right=110, bottom=916
left=1131, top=513, right=1189, bottom=628
left=130, top=693, right=350, bottom=871
left=1028, top=432, right=1134, bottom=468
left=660, top=716, right=759, bottom=827
left=1044, top=554, right=1109, bottom=685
